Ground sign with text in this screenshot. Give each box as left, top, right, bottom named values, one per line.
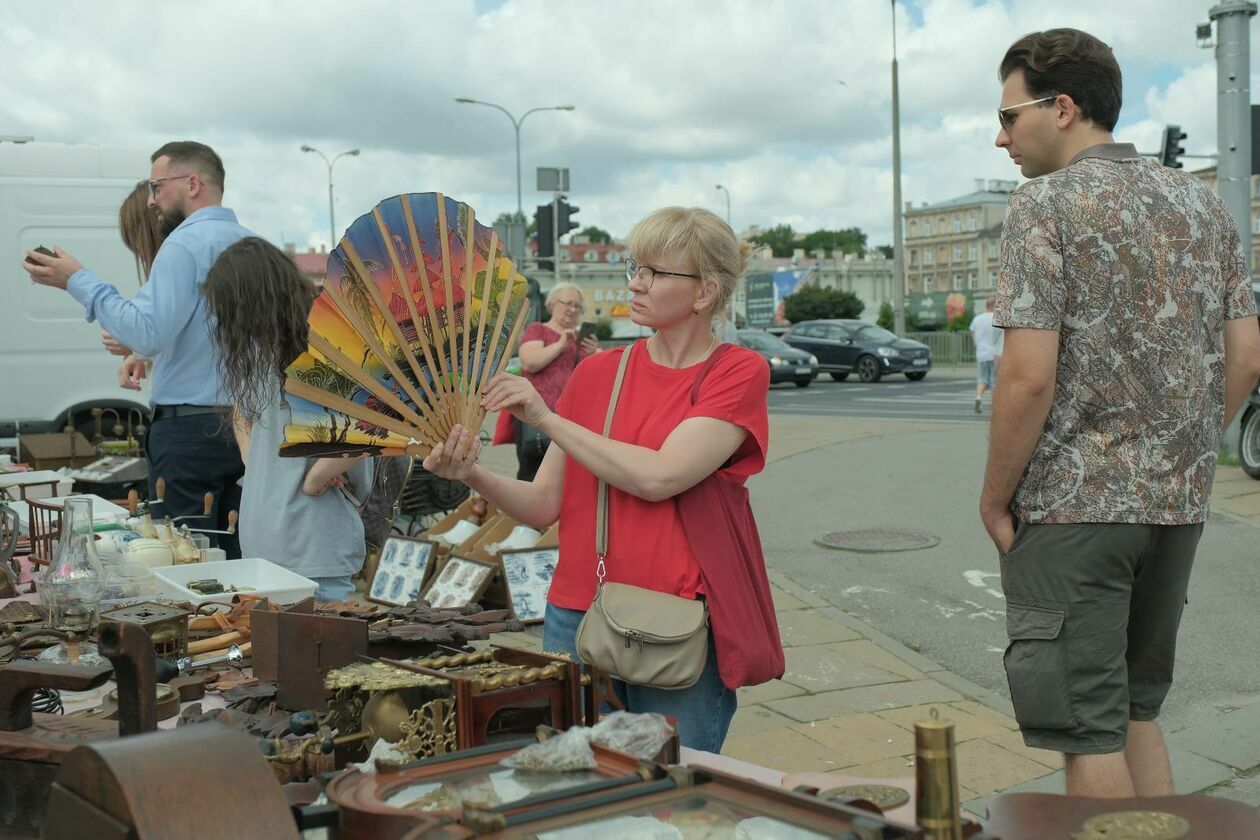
left=745, top=274, right=776, bottom=328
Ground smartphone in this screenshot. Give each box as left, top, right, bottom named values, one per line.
left=578, top=322, right=597, bottom=343
left=24, top=245, right=56, bottom=265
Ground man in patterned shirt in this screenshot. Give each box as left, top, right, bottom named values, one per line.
left=980, top=28, right=1260, bottom=798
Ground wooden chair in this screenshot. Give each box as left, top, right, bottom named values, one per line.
left=25, top=497, right=63, bottom=570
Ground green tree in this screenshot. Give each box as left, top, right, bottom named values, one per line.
left=876, top=300, right=894, bottom=330
left=875, top=244, right=893, bottom=259
left=578, top=225, right=612, bottom=244
left=750, top=224, right=797, bottom=257
left=594, top=317, right=614, bottom=341
left=945, top=311, right=974, bottom=332
left=782, top=286, right=865, bottom=322
left=801, top=227, right=868, bottom=257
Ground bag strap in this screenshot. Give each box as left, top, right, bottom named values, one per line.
left=595, top=344, right=635, bottom=583
left=689, top=342, right=734, bottom=404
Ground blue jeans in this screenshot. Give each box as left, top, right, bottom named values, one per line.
left=543, top=603, right=737, bottom=753
left=312, top=575, right=355, bottom=602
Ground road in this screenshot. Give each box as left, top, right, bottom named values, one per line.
left=749, top=407, right=1260, bottom=737
left=768, top=370, right=988, bottom=423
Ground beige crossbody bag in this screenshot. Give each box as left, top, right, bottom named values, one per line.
left=574, top=345, right=710, bottom=690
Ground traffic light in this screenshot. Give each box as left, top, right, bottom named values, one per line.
left=534, top=203, right=554, bottom=269
left=1160, top=124, right=1187, bottom=168
left=556, top=197, right=580, bottom=237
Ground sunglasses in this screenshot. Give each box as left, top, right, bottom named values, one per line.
left=998, top=95, right=1057, bottom=131
left=148, top=173, right=196, bottom=198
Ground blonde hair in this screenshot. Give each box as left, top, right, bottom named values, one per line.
left=627, top=207, right=750, bottom=318
left=545, top=282, right=585, bottom=308
left=119, top=180, right=165, bottom=284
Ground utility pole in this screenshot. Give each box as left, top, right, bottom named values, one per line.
left=1210, top=1, right=1256, bottom=262
left=890, top=0, right=906, bottom=335
left=1208, top=2, right=1257, bottom=456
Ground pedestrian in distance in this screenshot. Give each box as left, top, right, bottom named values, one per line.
left=106, top=179, right=168, bottom=391
left=969, top=296, right=1004, bottom=413
left=492, top=282, right=600, bottom=481
left=980, top=28, right=1260, bottom=799
left=424, top=207, right=781, bottom=752
left=23, top=141, right=254, bottom=556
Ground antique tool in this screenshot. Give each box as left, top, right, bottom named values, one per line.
left=176, top=642, right=245, bottom=673
left=99, top=601, right=190, bottom=659
left=166, top=672, right=212, bottom=702
left=43, top=725, right=299, bottom=839
left=275, top=610, right=369, bottom=712
left=169, top=492, right=214, bottom=525
left=0, top=620, right=157, bottom=838
left=185, top=509, right=238, bottom=536
left=915, top=707, right=962, bottom=840
left=986, top=793, right=1260, bottom=839
left=96, top=620, right=158, bottom=736
left=251, top=597, right=310, bottom=682
left=102, top=683, right=180, bottom=723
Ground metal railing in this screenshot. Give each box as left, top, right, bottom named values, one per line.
left=904, top=331, right=975, bottom=366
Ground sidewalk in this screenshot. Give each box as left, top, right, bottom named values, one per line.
left=479, top=413, right=1260, bottom=817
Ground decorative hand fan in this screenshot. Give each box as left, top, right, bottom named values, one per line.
left=281, top=192, right=529, bottom=457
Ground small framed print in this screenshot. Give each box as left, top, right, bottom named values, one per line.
left=499, top=547, right=558, bottom=624
left=421, top=555, right=495, bottom=610
left=369, top=536, right=437, bottom=607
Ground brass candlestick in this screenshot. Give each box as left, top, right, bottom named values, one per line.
left=915, top=707, right=962, bottom=840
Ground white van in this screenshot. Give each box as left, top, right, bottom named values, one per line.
left=0, top=140, right=152, bottom=439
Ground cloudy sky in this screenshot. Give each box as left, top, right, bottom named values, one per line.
left=0, top=0, right=1240, bottom=252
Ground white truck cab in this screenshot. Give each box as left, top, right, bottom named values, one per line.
left=0, top=139, right=152, bottom=440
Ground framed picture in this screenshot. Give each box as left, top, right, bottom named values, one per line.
left=499, top=547, right=558, bottom=624
left=422, top=555, right=495, bottom=610
left=368, top=536, right=437, bottom=607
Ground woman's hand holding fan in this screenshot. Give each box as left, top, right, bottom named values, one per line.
left=481, top=373, right=550, bottom=427
left=421, top=425, right=482, bottom=481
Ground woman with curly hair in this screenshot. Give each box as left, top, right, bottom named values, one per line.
left=203, top=237, right=370, bottom=601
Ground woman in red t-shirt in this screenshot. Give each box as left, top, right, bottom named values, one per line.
left=500, top=283, right=599, bottom=481
left=424, top=207, right=770, bottom=752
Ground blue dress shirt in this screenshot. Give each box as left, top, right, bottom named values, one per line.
left=67, top=206, right=254, bottom=407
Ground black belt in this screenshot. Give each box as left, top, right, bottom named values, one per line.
left=152, top=404, right=229, bottom=421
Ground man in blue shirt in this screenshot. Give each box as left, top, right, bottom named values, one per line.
left=24, top=141, right=253, bottom=556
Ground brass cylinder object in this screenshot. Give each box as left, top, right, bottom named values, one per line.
left=915, top=708, right=962, bottom=840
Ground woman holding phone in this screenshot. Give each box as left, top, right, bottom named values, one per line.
left=495, top=282, right=599, bottom=480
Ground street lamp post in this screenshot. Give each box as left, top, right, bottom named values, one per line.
left=890, top=0, right=906, bottom=335
left=715, top=184, right=731, bottom=226
left=454, top=98, right=575, bottom=218
left=301, top=145, right=360, bottom=247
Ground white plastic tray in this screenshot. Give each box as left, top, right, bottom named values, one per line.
left=150, top=558, right=316, bottom=607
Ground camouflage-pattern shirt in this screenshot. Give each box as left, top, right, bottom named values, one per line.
left=995, top=143, right=1256, bottom=525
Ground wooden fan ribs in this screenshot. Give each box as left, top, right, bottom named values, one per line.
left=282, top=192, right=529, bottom=459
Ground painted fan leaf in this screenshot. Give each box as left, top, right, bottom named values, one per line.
left=281, top=193, right=529, bottom=457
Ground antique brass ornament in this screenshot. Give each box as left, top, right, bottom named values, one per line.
left=820, top=783, right=911, bottom=810
left=1072, top=810, right=1191, bottom=840
left=391, top=698, right=458, bottom=760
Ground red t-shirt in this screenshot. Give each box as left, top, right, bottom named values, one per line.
left=547, top=341, right=770, bottom=611
left=520, top=321, right=592, bottom=410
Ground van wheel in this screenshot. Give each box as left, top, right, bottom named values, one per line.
left=1241, top=406, right=1260, bottom=479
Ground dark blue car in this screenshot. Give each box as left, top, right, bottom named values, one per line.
left=736, top=329, right=818, bottom=388
left=782, top=319, right=932, bottom=382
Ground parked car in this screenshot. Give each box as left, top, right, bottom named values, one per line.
left=735, top=329, right=818, bottom=388
left=782, top=319, right=931, bottom=382
left=1240, top=383, right=1260, bottom=479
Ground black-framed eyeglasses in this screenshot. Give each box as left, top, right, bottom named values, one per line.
left=624, top=258, right=701, bottom=289
left=998, top=95, right=1057, bottom=131
left=148, top=173, right=196, bottom=198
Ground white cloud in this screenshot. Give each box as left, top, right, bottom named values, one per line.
left=0, top=0, right=1249, bottom=249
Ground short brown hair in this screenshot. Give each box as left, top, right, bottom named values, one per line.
left=999, top=29, right=1122, bottom=132
left=151, top=141, right=226, bottom=192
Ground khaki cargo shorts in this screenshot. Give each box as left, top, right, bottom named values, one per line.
left=999, top=521, right=1202, bottom=755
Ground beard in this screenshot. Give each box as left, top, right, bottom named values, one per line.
left=157, top=204, right=187, bottom=237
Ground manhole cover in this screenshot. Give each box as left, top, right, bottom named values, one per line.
left=816, top=529, right=940, bottom=553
